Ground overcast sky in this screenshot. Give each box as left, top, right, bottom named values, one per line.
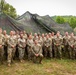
left=5, top=0, right=76, bottom=16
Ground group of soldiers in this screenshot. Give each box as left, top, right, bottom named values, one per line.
left=0, top=28, right=76, bottom=66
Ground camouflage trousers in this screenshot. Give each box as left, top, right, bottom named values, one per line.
left=18, top=47, right=25, bottom=60
left=33, top=54, right=43, bottom=63
left=68, top=46, right=75, bottom=59
left=44, top=46, right=52, bottom=58
left=0, top=46, right=4, bottom=63
left=27, top=46, right=33, bottom=60
left=7, top=47, right=16, bottom=64
left=63, top=45, right=69, bottom=58
left=54, top=45, right=62, bottom=59
left=74, top=47, right=76, bottom=59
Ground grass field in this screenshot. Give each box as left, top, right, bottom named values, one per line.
left=0, top=58, right=76, bottom=75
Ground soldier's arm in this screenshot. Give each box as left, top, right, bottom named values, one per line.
left=49, top=39, right=52, bottom=46
left=7, top=38, right=12, bottom=47
left=27, top=40, right=31, bottom=47
left=60, top=38, right=63, bottom=45
left=44, top=41, right=47, bottom=47
left=18, top=39, right=23, bottom=48
left=68, top=39, right=71, bottom=46
left=2, top=36, right=5, bottom=46
left=32, top=47, right=36, bottom=55
left=38, top=45, right=42, bottom=55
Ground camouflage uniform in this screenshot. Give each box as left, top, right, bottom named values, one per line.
left=37, top=37, right=43, bottom=46
left=7, top=35, right=17, bottom=64
left=54, top=37, right=63, bottom=59
left=73, top=38, right=76, bottom=59
left=32, top=43, right=43, bottom=63
left=52, top=36, right=56, bottom=58
left=23, top=33, right=27, bottom=41
left=63, top=35, right=70, bottom=58
left=0, top=34, right=4, bottom=63
left=44, top=38, right=52, bottom=58
left=42, top=37, right=46, bottom=56
left=27, top=39, right=34, bottom=60
left=3, top=34, right=9, bottom=60
left=18, top=37, right=26, bottom=60
left=68, top=36, right=75, bottom=59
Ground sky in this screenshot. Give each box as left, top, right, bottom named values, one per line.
left=5, top=0, right=76, bottom=16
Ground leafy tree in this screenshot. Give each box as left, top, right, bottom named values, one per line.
left=56, top=16, right=65, bottom=24
left=69, top=17, right=76, bottom=29
left=0, top=0, right=17, bottom=18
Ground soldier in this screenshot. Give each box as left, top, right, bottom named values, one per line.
left=51, top=32, right=55, bottom=37
left=3, top=30, right=9, bottom=60
left=15, top=31, right=20, bottom=58
left=33, top=33, right=38, bottom=40
left=68, top=33, right=75, bottom=59
left=32, top=39, right=43, bottom=64
left=44, top=34, right=52, bottom=58
left=23, top=31, right=27, bottom=57
left=37, top=35, right=43, bottom=46
left=73, top=37, right=76, bottom=59
left=23, top=31, right=27, bottom=40
left=18, top=33, right=26, bottom=62
left=63, top=32, right=70, bottom=58
left=54, top=33, right=63, bottom=59
left=41, top=33, right=46, bottom=56
left=27, top=34, right=34, bottom=60
left=7, top=31, right=17, bottom=66
left=0, top=28, right=4, bottom=63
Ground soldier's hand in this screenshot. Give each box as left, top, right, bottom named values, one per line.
left=71, top=45, right=74, bottom=48
left=56, top=44, right=58, bottom=46
left=46, top=46, right=48, bottom=47
left=35, top=54, right=39, bottom=57
left=11, top=45, right=15, bottom=48
left=0, top=45, right=2, bottom=48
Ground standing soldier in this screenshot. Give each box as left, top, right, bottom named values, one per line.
left=73, top=37, right=76, bottom=59
left=3, top=30, right=9, bottom=60
left=27, top=34, right=34, bottom=60
left=41, top=33, right=46, bottom=56
left=68, top=33, right=75, bottom=59
left=18, top=33, right=26, bottom=62
left=54, top=33, right=63, bottom=59
left=32, top=39, right=43, bottom=64
left=44, top=34, right=52, bottom=58
left=0, top=28, right=4, bottom=63
left=23, top=31, right=27, bottom=57
left=37, top=35, right=43, bottom=46
left=63, top=32, right=70, bottom=58
left=7, top=31, right=17, bottom=66
left=23, top=31, right=27, bottom=41
left=33, top=33, right=38, bottom=40
left=15, top=31, right=20, bottom=58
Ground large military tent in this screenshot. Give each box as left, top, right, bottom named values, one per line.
left=0, top=11, right=24, bottom=33
left=17, top=11, right=73, bottom=35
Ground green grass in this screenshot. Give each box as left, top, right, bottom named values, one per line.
left=0, top=59, right=76, bottom=75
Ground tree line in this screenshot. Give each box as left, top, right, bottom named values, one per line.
left=0, top=0, right=17, bottom=18
left=52, top=16, right=76, bottom=29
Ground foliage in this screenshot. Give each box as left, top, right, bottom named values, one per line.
left=56, top=16, right=65, bottom=24
left=69, top=17, right=76, bottom=29
left=0, top=0, right=17, bottom=18
left=52, top=16, right=76, bottom=29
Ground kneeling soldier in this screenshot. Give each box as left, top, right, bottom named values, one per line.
left=32, top=40, right=43, bottom=64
